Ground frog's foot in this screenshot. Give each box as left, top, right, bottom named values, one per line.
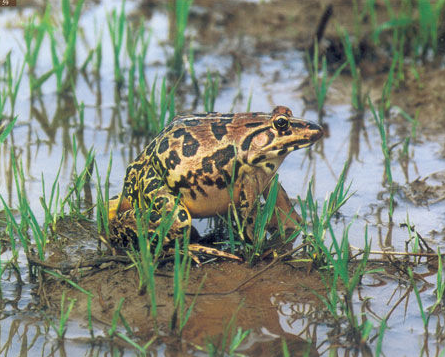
left=165, top=244, right=242, bottom=263
left=188, top=244, right=242, bottom=261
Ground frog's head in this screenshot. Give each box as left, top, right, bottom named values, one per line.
left=243, top=106, right=323, bottom=171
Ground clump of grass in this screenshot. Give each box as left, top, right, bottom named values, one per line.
left=307, top=41, right=346, bottom=116
left=134, top=74, right=176, bottom=134
left=45, top=0, right=85, bottom=92
left=47, top=291, right=76, bottom=340
left=170, top=233, right=205, bottom=337
left=95, top=154, right=112, bottom=238
left=127, top=21, right=151, bottom=128
left=23, top=8, right=48, bottom=91
left=170, top=0, right=194, bottom=77
left=61, top=136, right=95, bottom=219
left=371, top=0, right=445, bottom=60
left=368, top=98, right=394, bottom=221
left=430, top=248, right=445, bottom=314
left=40, top=155, right=63, bottom=236
left=407, top=247, right=445, bottom=332
left=128, top=205, right=171, bottom=332
left=10, top=152, right=46, bottom=260
left=203, top=70, right=219, bottom=112
left=297, top=162, right=383, bottom=347
left=340, top=29, right=364, bottom=112
left=60, top=0, right=85, bottom=71
left=4, top=53, right=25, bottom=118
left=235, top=175, right=295, bottom=265
left=107, top=0, right=126, bottom=86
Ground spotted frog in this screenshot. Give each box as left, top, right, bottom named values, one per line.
left=107, top=106, right=323, bottom=258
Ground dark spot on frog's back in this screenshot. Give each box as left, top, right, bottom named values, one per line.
left=144, top=178, right=161, bottom=194
left=165, top=150, right=181, bottom=170
left=202, top=176, right=214, bottom=186
left=215, top=177, right=227, bottom=189
left=172, top=128, right=200, bottom=157
left=278, top=148, right=288, bottom=156
left=178, top=209, right=189, bottom=222
left=201, top=145, right=235, bottom=173
left=172, top=128, right=187, bottom=138
left=211, top=121, right=228, bottom=140
left=213, top=145, right=236, bottom=169
left=182, top=132, right=200, bottom=157
left=158, top=137, right=169, bottom=154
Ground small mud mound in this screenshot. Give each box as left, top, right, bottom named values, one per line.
left=40, top=219, right=325, bottom=355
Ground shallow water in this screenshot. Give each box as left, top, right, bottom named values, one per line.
left=1, top=0, right=445, bottom=356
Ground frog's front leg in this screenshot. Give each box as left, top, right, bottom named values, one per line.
left=237, top=174, right=262, bottom=242
left=238, top=174, right=301, bottom=242
left=263, top=180, right=301, bottom=235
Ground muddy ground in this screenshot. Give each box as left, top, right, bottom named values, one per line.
left=41, top=219, right=326, bottom=355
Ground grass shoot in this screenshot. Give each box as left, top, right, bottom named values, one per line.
left=307, top=41, right=346, bottom=116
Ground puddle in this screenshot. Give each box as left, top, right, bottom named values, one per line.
left=1, top=0, right=445, bottom=356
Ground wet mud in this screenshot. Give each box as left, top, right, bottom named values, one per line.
left=40, top=218, right=323, bottom=355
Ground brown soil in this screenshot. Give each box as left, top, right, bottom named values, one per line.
left=42, top=220, right=324, bottom=356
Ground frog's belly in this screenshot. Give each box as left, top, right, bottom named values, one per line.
left=181, top=185, right=241, bottom=218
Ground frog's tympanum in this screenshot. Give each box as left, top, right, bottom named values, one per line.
left=106, top=106, right=323, bottom=259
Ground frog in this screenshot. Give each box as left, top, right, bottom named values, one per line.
left=106, top=105, right=323, bottom=259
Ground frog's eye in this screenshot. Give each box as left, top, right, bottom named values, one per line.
left=273, top=115, right=289, bottom=131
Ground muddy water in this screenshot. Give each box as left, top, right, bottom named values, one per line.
left=1, top=0, right=445, bottom=356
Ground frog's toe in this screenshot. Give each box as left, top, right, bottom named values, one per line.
left=188, top=244, right=242, bottom=261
